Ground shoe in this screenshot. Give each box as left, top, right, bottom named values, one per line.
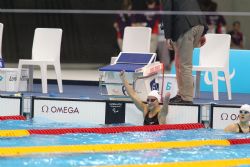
left=169, top=95, right=181, bottom=103
left=169, top=95, right=193, bottom=104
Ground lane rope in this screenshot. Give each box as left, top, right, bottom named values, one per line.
left=0, top=123, right=204, bottom=137
left=0, top=139, right=231, bottom=157
left=0, top=115, right=26, bottom=121
left=1, top=137, right=250, bottom=157
left=0, top=130, right=30, bottom=138
left=3, top=138, right=250, bottom=157
left=94, top=158, right=250, bottom=167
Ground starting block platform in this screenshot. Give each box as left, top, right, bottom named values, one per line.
left=99, top=52, right=163, bottom=101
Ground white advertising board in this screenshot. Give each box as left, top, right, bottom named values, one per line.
left=167, top=105, right=200, bottom=124
left=0, top=96, right=21, bottom=116
left=212, top=105, right=240, bottom=130
left=0, top=68, right=28, bottom=92
left=33, top=98, right=106, bottom=124
left=32, top=97, right=200, bottom=125
left=125, top=103, right=200, bottom=125
left=125, top=103, right=144, bottom=125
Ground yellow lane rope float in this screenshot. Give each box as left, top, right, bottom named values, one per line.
left=94, top=158, right=250, bottom=167
left=0, top=129, right=30, bottom=137
left=0, top=139, right=230, bottom=157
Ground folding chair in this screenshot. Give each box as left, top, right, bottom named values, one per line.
left=110, top=26, right=152, bottom=65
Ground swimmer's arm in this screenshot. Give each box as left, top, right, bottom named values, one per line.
left=120, top=71, right=146, bottom=112
left=224, top=124, right=238, bottom=133
left=158, top=93, right=170, bottom=124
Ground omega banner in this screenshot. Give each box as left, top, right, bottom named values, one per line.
left=211, top=104, right=240, bottom=129
left=0, top=96, right=22, bottom=116
left=32, top=97, right=201, bottom=125
left=33, top=98, right=106, bottom=124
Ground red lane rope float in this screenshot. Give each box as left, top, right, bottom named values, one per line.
left=228, top=138, right=250, bottom=145
left=0, top=115, right=26, bottom=121
left=28, top=123, right=205, bottom=135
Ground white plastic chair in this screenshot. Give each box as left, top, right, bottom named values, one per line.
left=193, top=34, right=232, bottom=100
left=16, top=28, right=63, bottom=93
left=122, top=26, right=152, bottom=53
left=0, top=23, right=3, bottom=59
left=110, top=26, right=152, bottom=64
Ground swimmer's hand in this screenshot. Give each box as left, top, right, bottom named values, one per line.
left=164, top=92, right=170, bottom=102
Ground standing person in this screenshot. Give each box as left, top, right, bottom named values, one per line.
left=228, top=21, right=244, bottom=49
left=113, top=0, right=132, bottom=51
left=144, top=0, right=160, bottom=29
left=144, top=0, right=160, bottom=53
left=120, top=71, right=170, bottom=125
left=224, top=104, right=250, bottom=133
left=131, top=0, right=160, bottom=53
left=161, top=0, right=208, bottom=104
left=205, top=1, right=227, bottom=34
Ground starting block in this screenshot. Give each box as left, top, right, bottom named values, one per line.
left=99, top=52, right=163, bottom=101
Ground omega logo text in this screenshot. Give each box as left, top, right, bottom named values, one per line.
left=41, top=105, right=79, bottom=114
left=221, top=113, right=239, bottom=121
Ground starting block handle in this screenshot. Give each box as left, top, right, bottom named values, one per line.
left=134, top=72, right=158, bottom=81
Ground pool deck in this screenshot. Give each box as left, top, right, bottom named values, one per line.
left=1, top=63, right=248, bottom=105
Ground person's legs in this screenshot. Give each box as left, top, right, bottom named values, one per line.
left=168, top=41, right=182, bottom=102
left=174, top=45, right=181, bottom=96
left=177, top=25, right=204, bottom=101
left=177, top=33, right=194, bottom=101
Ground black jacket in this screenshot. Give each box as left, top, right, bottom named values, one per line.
left=161, top=0, right=207, bottom=41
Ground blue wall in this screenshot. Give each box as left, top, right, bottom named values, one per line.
left=171, top=49, right=250, bottom=93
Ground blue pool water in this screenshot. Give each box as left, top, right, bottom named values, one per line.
left=1, top=120, right=250, bottom=167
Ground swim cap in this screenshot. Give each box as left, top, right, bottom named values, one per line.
left=148, top=90, right=161, bottom=102
left=240, top=104, right=250, bottom=112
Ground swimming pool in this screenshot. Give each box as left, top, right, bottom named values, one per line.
left=1, top=119, right=250, bottom=167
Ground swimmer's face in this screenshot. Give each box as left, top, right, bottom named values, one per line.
left=147, top=96, right=159, bottom=110
left=239, top=110, right=250, bottom=122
